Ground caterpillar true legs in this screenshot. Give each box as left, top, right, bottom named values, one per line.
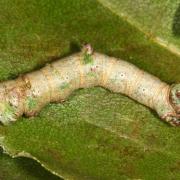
left=0, top=45, right=179, bottom=126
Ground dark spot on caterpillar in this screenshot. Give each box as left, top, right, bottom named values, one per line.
left=90, top=67, right=96, bottom=72
left=121, top=74, right=124, bottom=77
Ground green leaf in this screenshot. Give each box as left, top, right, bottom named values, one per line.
left=0, top=148, right=60, bottom=180
left=0, top=0, right=180, bottom=179
left=98, top=0, right=180, bottom=56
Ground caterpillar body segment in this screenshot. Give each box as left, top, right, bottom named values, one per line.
left=0, top=45, right=179, bottom=126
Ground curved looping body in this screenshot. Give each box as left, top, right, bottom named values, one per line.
left=0, top=45, right=179, bottom=126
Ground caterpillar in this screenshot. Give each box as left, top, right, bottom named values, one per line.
left=0, top=45, right=179, bottom=126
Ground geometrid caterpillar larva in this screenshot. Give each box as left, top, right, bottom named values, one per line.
left=0, top=45, right=179, bottom=126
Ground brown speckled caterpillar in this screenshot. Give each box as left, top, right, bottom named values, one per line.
left=0, top=45, right=179, bottom=126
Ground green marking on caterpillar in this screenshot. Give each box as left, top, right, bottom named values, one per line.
left=82, top=44, right=94, bottom=64
left=27, top=97, right=38, bottom=110
left=87, top=71, right=97, bottom=78
left=0, top=103, right=16, bottom=122
left=5, top=104, right=16, bottom=119
left=110, top=78, right=117, bottom=84
left=83, top=53, right=93, bottom=64
left=60, top=82, right=70, bottom=90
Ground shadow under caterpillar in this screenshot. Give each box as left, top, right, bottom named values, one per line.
left=0, top=45, right=179, bottom=126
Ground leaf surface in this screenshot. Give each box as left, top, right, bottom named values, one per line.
left=0, top=0, right=180, bottom=179
left=0, top=148, right=60, bottom=180
left=98, top=0, right=180, bottom=55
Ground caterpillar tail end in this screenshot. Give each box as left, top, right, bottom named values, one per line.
left=165, top=83, right=180, bottom=126
left=163, top=114, right=180, bottom=127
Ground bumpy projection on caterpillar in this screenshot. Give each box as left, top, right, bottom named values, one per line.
left=0, top=45, right=179, bottom=126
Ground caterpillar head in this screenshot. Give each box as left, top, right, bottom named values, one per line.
left=170, top=84, right=180, bottom=114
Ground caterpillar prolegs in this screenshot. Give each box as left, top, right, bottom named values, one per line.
left=0, top=45, right=179, bottom=126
